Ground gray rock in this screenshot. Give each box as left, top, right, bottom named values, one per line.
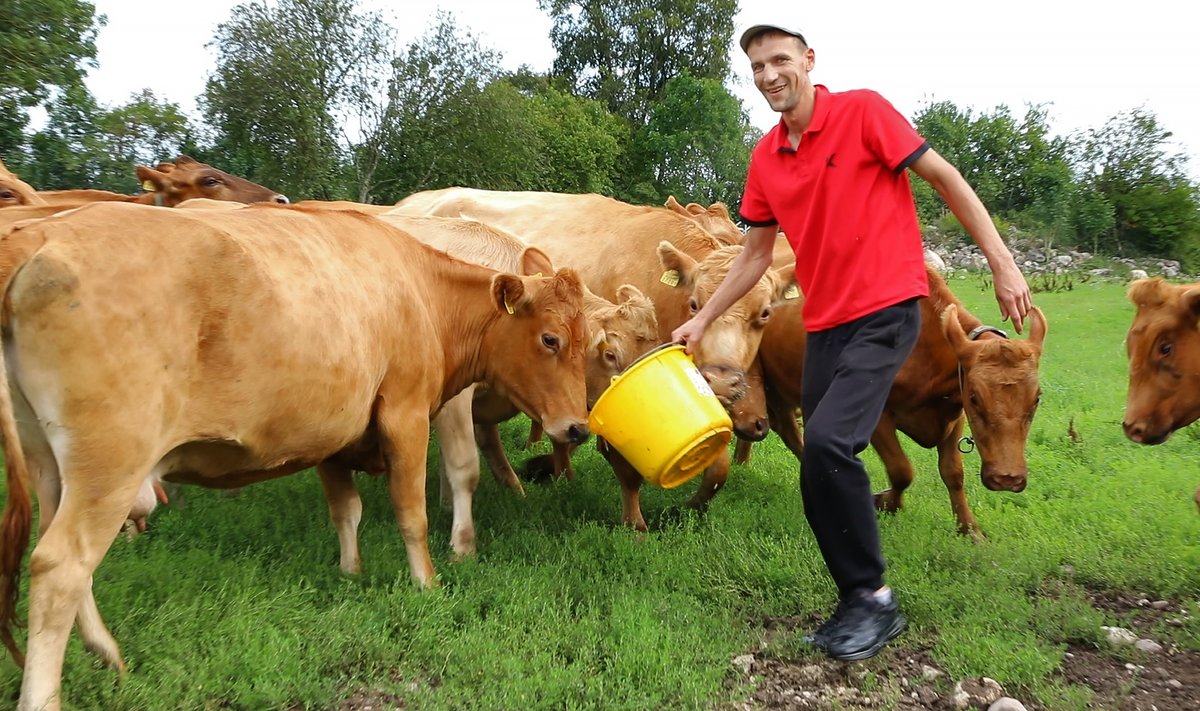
left=731, top=653, right=754, bottom=674
left=988, top=698, right=1028, bottom=711
left=1135, top=639, right=1163, bottom=653
left=1168, top=679, right=1183, bottom=690
left=1102, top=625, right=1138, bottom=646
left=1130, top=268, right=1150, bottom=280
left=922, top=664, right=944, bottom=680
left=953, top=678, right=1005, bottom=709
left=1151, top=600, right=1171, bottom=610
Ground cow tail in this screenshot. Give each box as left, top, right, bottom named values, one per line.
left=0, top=328, right=30, bottom=668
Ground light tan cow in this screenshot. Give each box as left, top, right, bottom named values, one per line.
left=1123, top=277, right=1200, bottom=510
left=0, top=202, right=590, bottom=711
left=0, top=160, right=46, bottom=208
left=35, top=155, right=289, bottom=207
left=392, top=188, right=795, bottom=530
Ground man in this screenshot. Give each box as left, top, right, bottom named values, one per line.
left=672, top=23, right=1032, bottom=661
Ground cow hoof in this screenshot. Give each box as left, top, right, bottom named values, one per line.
left=522, top=454, right=557, bottom=484
left=873, top=489, right=901, bottom=513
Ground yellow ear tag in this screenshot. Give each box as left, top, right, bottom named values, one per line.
left=504, top=298, right=514, bottom=315
left=141, top=180, right=157, bottom=192
left=659, top=269, right=680, bottom=287
left=534, top=272, right=543, bottom=278
left=784, top=284, right=800, bottom=300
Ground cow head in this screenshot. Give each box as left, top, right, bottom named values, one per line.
left=135, top=156, right=289, bottom=207
left=663, top=196, right=744, bottom=246
left=658, top=242, right=796, bottom=435
left=1123, top=278, right=1200, bottom=444
left=484, top=268, right=590, bottom=446
left=943, top=305, right=1047, bottom=493
left=584, top=284, right=659, bottom=408
left=0, top=161, right=44, bottom=208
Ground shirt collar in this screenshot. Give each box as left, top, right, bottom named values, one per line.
left=769, top=84, right=831, bottom=153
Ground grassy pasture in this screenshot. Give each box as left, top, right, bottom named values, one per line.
left=1, top=275, right=1198, bottom=710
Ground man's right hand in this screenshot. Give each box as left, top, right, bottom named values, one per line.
left=671, top=316, right=708, bottom=354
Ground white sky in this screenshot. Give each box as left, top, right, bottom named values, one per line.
left=85, top=0, right=1200, bottom=178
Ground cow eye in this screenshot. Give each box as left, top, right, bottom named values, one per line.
left=541, top=333, right=560, bottom=352
left=687, top=298, right=698, bottom=313
left=1158, top=341, right=1172, bottom=357
left=760, top=307, right=772, bottom=322
left=603, top=349, right=619, bottom=365
left=202, top=177, right=221, bottom=187
left=0, top=190, right=13, bottom=199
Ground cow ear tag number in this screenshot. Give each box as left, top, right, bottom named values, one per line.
left=783, top=284, right=800, bottom=300
left=659, top=270, right=681, bottom=287
left=141, top=180, right=157, bottom=192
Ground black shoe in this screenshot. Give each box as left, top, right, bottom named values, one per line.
left=824, top=589, right=907, bottom=661
left=802, top=598, right=850, bottom=650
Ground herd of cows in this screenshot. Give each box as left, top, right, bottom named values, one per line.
left=0, top=157, right=1195, bottom=710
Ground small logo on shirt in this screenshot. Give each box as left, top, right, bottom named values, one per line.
left=825, top=153, right=838, bottom=168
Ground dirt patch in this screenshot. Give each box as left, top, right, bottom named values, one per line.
left=720, top=592, right=1199, bottom=710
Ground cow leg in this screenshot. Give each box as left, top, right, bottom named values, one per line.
left=377, top=406, right=437, bottom=587
left=525, top=420, right=544, bottom=449
left=474, top=423, right=526, bottom=496
left=685, top=448, right=731, bottom=511
left=317, top=461, right=363, bottom=574
left=769, top=398, right=805, bottom=462
left=733, top=439, right=753, bottom=465
left=21, top=471, right=143, bottom=711
left=432, top=393, right=482, bottom=558
left=937, top=416, right=983, bottom=539
left=870, top=414, right=913, bottom=513
left=599, top=438, right=647, bottom=532
left=551, top=442, right=576, bottom=480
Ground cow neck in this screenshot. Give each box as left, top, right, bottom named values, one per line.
left=424, top=257, right=505, bottom=407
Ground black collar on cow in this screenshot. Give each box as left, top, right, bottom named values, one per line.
left=957, top=324, right=1010, bottom=454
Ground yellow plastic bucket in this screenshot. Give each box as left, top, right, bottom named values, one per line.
left=588, top=344, right=733, bottom=488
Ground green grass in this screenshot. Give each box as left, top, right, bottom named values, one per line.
left=2, top=276, right=1198, bottom=710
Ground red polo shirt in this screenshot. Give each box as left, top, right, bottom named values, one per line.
left=741, top=85, right=930, bottom=331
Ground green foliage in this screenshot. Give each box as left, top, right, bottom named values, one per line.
left=0, top=0, right=102, bottom=106
left=22, top=86, right=192, bottom=192
left=623, top=73, right=756, bottom=208
left=203, top=0, right=392, bottom=200
left=540, top=0, right=737, bottom=123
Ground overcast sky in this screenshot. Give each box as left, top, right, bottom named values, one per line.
left=85, top=0, right=1200, bottom=178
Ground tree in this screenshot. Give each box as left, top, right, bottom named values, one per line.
left=203, top=0, right=391, bottom=200
left=1072, top=108, right=1200, bottom=267
left=0, top=0, right=104, bottom=159
left=540, top=0, right=737, bottom=123
left=624, top=73, right=755, bottom=207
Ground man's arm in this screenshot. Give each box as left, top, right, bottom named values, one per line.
left=910, top=148, right=1032, bottom=333
left=671, top=225, right=777, bottom=350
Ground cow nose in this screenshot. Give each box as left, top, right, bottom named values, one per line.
left=274, top=194, right=290, bottom=204
left=1122, top=421, right=1144, bottom=443
left=567, top=422, right=590, bottom=445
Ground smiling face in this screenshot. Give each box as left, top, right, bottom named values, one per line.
left=746, top=31, right=815, bottom=114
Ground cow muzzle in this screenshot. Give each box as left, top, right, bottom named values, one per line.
left=982, top=470, right=1028, bottom=493
left=700, top=364, right=747, bottom=406
left=1123, top=419, right=1171, bottom=445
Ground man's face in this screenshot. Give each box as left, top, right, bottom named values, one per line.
left=747, top=33, right=815, bottom=113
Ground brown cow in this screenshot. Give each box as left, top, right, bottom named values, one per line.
left=35, top=155, right=288, bottom=207
left=0, top=202, right=590, bottom=711
left=1123, top=277, right=1200, bottom=510
left=392, top=188, right=796, bottom=530
left=369, top=212, right=657, bottom=559
left=739, top=263, right=1047, bottom=536
left=0, top=160, right=46, bottom=208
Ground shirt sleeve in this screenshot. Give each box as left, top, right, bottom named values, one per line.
left=860, top=91, right=929, bottom=174
left=738, top=152, right=777, bottom=227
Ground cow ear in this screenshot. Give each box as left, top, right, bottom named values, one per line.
left=664, top=195, right=687, bottom=215
left=588, top=327, right=608, bottom=355
left=656, top=240, right=698, bottom=287
left=941, top=304, right=971, bottom=357
left=707, top=202, right=732, bottom=220
left=519, top=246, right=554, bottom=276
left=491, top=273, right=530, bottom=316
left=174, top=155, right=200, bottom=168
left=1182, top=287, right=1200, bottom=321
left=616, top=284, right=646, bottom=304
left=1127, top=277, right=1164, bottom=307
left=135, top=165, right=169, bottom=193
left=771, top=264, right=800, bottom=305
left=1027, top=306, right=1048, bottom=350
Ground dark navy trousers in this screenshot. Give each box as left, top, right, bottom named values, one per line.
left=799, top=298, right=921, bottom=597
